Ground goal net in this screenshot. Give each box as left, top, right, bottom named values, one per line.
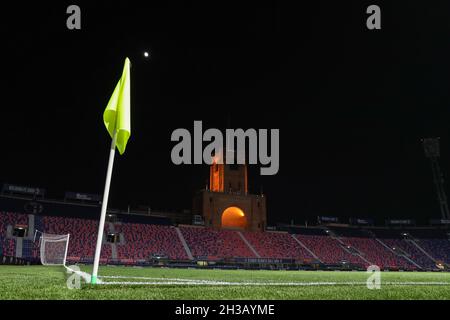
left=37, top=232, right=70, bottom=266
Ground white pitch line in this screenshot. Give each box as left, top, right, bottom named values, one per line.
left=384, top=281, right=450, bottom=286
left=97, top=281, right=348, bottom=286
left=98, top=275, right=222, bottom=283
left=96, top=280, right=450, bottom=286
left=96, top=275, right=450, bottom=287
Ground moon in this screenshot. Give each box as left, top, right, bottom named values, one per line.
left=143, top=51, right=150, bottom=58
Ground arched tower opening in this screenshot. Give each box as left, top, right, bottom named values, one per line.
left=221, top=206, right=247, bottom=229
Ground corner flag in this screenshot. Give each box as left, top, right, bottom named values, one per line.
left=91, top=58, right=132, bottom=284
left=103, top=57, right=131, bottom=155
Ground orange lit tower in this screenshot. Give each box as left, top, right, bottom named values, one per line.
left=193, top=161, right=266, bottom=231
left=210, top=162, right=248, bottom=194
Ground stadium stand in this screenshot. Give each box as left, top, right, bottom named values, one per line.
left=295, top=234, right=365, bottom=265
left=243, top=231, right=314, bottom=261
left=382, top=238, right=437, bottom=269
left=328, top=227, right=416, bottom=269
left=1, top=211, right=450, bottom=270
left=0, top=212, right=26, bottom=259
left=116, top=223, right=188, bottom=262
left=3, top=238, right=16, bottom=257
left=0, top=212, right=28, bottom=234
left=0, top=215, right=5, bottom=237
left=340, top=237, right=414, bottom=269
left=42, top=216, right=111, bottom=262
left=415, top=239, right=450, bottom=265
left=368, top=228, right=442, bottom=269
left=180, top=226, right=255, bottom=259
left=401, top=229, right=450, bottom=264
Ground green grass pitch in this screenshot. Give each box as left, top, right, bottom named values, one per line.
left=1, top=265, right=450, bottom=299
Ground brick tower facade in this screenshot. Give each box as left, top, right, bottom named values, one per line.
left=193, top=162, right=266, bottom=231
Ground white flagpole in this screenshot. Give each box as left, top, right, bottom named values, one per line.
left=91, top=130, right=117, bottom=284
left=63, top=233, right=70, bottom=266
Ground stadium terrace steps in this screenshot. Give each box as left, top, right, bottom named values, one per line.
left=375, top=238, right=422, bottom=269
left=385, top=239, right=435, bottom=269
left=295, top=234, right=367, bottom=265
left=238, top=231, right=261, bottom=258
left=116, top=223, right=189, bottom=261
left=409, top=239, right=438, bottom=264
left=291, top=234, right=322, bottom=262
left=340, top=237, right=407, bottom=269
left=242, top=231, right=318, bottom=261
left=180, top=226, right=256, bottom=259
left=332, top=236, right=371, bottom=266
left=401, top=253, right=422, bottom=269
left=415, top=239, right=450, bottom=265
left=175, top=227, right=194, bottom=260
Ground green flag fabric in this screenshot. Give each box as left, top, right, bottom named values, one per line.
left=103, top=58, right=131, bottom=155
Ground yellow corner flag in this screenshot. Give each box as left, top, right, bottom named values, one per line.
left=103, top=58, right=131, bottom=155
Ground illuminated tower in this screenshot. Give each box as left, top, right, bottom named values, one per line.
left=210, top=162, right=248, bottom=194
left=193, top=162, right=266, bottom=231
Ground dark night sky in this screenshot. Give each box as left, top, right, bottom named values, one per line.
left=1, top=1, right=450, bottom=225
